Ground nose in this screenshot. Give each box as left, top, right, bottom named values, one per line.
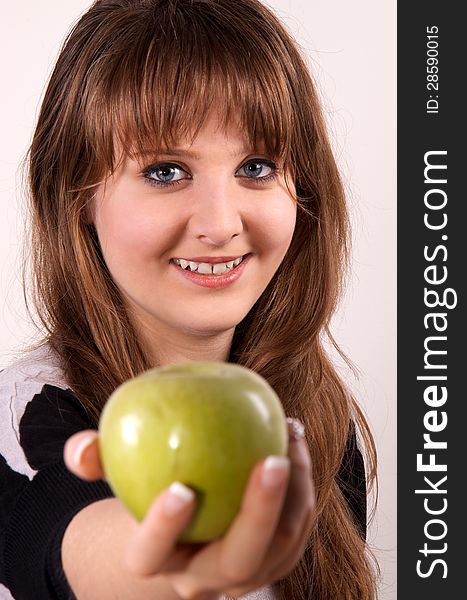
left=188, top=184, right=244, bottom=247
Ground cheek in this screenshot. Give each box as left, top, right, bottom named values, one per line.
left=255, top=198, right=297, bottom=255
left=95, top=199, right=180, bottom=264
left=97, top=209, right=151, bottom=262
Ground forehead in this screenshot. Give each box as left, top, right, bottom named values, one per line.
left=132, top=111, right=265, bottom=154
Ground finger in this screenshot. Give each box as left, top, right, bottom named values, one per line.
left=222, top=423, right=315, bottom=597
left=279, top=431, right=315, bottom=536
left=124, top=482, right=196, bottom=577
left=64, top=430, right=104, bottom=480
left=217, top=455, right=290, bottom=583
left=264, top=420, right=316, bottom=579
left=166, top=457, right=290, bottom=599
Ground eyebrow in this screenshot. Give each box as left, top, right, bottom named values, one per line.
left=135, top=146, right=265, bottom=161
left=160, top=148, right=203, bottom=160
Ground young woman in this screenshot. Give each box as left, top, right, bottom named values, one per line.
left=0, top=0, right=378, bottom=598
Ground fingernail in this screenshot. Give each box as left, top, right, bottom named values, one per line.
left=72, top=434, right=95, bottom=467
left=286, top=417, right=305, bottom=441
left=261, top=456, right=290, bottom=489
left=163, top=482, right=195, bottom=516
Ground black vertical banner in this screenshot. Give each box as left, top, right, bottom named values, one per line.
left=398, top=3, right=465, bottom=598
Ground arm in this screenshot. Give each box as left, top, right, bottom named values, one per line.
left=62, top=421, right=314, bottom=600
left=62, top=498, right=182, bottom=599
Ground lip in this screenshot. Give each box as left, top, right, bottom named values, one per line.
left=171, top=254, right=251, bottom=289
left=173, top=256, right=243, bottom=264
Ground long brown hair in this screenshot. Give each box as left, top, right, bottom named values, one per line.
left=26, top=0, right=379, bottom=597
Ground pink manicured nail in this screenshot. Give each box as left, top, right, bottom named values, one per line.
left=261, top=456, right=290, bottom=489
left=72, top=435, right=95, bottom=467
left=163, top=482, right=195, bottom=516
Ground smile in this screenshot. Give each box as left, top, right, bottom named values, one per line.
left=171, top=255, right=244, bottom=276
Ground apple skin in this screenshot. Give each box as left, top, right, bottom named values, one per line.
left=98, top=362, right=288, bottom=542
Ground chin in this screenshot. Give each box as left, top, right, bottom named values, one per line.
left=178, top=312, right=248, bottom=338
left=184, top=321, right=241, bottom=338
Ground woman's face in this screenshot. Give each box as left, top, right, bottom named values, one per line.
left=92, top=112, right=296, bottom=349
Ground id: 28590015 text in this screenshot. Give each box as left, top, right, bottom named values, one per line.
left=426, top=26, right=439, bottom=114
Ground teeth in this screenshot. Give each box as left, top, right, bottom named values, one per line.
left=173, top=255, right=244, bottom=275
left=213, top=263, right=229, bottom=275
left=197, top=262, right=213, bottom=275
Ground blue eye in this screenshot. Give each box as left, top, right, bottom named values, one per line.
left=237, top=159, right=277, bottom=183
left=143, top=163, right=191, bottom=187
left=142, top=158, right=278, bottom=189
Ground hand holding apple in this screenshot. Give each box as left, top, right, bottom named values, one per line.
left=64, top=408, right=315, bottom=599
left=97, top=361, right=288, bottom=542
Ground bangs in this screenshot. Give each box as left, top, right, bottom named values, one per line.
left=81, top=0, right=295, bottom=173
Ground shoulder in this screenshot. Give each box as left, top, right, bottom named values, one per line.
left=0, top=343, right=68, bottom=401
left=0, top=346, right=112, bottom=598
left=0, top=344, right=86, bottom=479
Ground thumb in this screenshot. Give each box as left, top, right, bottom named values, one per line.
left=64, top=430, right=105, bottom=480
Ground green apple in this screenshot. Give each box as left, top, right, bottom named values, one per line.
left=98, top=361, right=288, bottom=542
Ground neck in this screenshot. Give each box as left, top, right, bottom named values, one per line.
left=136, top=318, right=235, bottom=367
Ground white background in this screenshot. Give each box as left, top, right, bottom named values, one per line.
left=0, top=1, right=396, bottom=598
